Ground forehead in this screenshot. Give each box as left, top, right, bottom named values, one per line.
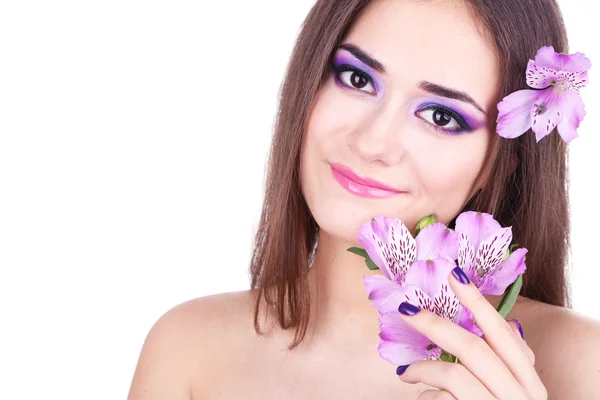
left=343, top=0, right=500, bottom=111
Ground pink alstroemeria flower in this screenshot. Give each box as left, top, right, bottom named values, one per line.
left=455, top=211, right=527, bottom=296
left=358, top=216, right=457, bottom=314
left=496, top=46, right=591, bottom=143
left=377, top=259, right=481, bottom=366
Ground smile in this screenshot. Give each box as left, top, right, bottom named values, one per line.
left=330, top=163, right=405, bottom=199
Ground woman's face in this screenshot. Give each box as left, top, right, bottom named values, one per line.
left=300, top=0, right=500, bottom=245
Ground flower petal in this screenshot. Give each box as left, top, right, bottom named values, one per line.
left=560, top=70, right=589, bottom=93
left=358, top=217, right=391, bottom=279
left=432, top=281, right=460, bottom=321
left=478, top=248, right=528, bottom=295
left=358, top=216, right=412, bottom=282
left=476, top=227, right=513, bottom=276
left=378, top=312, right=441, bottom=365
left=533, top=46, right=591, bottom=73
left=458, top=233, right=477, bottom=280
left=402, top=280, right=460, bottom=323
left=530, top=88, right=566, bottom=142
left=398, top=284, right=435, bottom=313
left=405, top=259, right=457, bottom=303
left=387, top=218, right=417, bottom=281
left=562, top=52, right=592, bottom=73
left=556, top=90, right=586, bottom=143
left=455, top=306, right=484, bottom=337
left=370, top=215, right=393, bottom=240
left=415, top=222, right=458, bottom=261
left=358, top=216, right=418, bottom=284
left=496, top=89, right=540, bottom=139
left=526, top=58, right=559, bottom=89
left=455, top=211, right=501, bottom=252
left=532, top=46, right=563, bottom=70
left=363, top=275, right=406, bottom=314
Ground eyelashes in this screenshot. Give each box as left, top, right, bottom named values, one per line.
left=415, top=105, right=474, bottom=134
left=331, top=61, right=473, bottom=135
left=331, top=63, right=377, bottom=95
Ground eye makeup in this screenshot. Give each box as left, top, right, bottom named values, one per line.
left=330, top=46, right=487, bottom=135
left=415, top=100, right=486, bottom=134
left=331, top=50, right=384, bottom=96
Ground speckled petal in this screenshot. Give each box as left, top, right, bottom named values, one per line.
left=526, top=59, right=559, bottom=89
left=405, top=259, right=457, bottom=303
left=458, top=232, right=477, bottom=281
left=455, top=211, right=502, bottom=252
left=479, top=248, right=528, bottom=296
left=475, top=227, right=513, bottom=277
left=358, top=217, right=395, bottom=281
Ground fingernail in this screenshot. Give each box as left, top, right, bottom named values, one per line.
left=507, top=318, right=525, bottom=339
left=396, top=364, right=410, bottom=375
left=451, top=266, right=470, bottom=284
left=398, top=302, right=420, bottom=316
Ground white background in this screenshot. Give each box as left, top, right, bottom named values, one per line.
left=0, top=1, right=597, bottom=398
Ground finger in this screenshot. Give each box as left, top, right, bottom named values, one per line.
left=506, top=318, right=525, bottom=340
left=398, top=360, right=494, bottom=400
left=397, top=302, right=527, bottom=399
left=506, top=318, right=535, bottom=365
left=418, top=389, right=456, bottom=400
left=449, top=267, right=546, bottom=398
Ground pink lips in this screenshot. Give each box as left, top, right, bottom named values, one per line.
left=330, top=163, right=405, bottom=198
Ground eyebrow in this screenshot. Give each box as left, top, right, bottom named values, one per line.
left=418, top=81, right=486, bottom=115
left=337, top=43, right=486, bottom=114
left=338, top=43, right=386, bottom=74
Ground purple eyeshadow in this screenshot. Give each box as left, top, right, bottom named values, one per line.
left=333, top=51, right=383, bottom=95
left=416, top=101, right=485, bottom=130
left=331, top=48, right=487, bottom=133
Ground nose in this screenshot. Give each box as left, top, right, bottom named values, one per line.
left=347, top=105, right=405, bottom=166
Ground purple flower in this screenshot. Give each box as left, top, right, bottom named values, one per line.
left=496, top=46, right=591, bottom=143
left=455, top=211, right=527, bottom=296
left=359, top=216, right=457, bottom=314
left=377, top=258, right=481, bottom=366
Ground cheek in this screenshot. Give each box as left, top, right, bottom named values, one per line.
left=305, top=83, right=354, bottom=147
left=301, top=84, right=359, bottom=173
left=415, top=135, right=489, bottom=222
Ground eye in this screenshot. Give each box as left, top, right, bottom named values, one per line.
left=415, top=105, right=472, bottom=134
left=333, top=66, right=377, bottom=95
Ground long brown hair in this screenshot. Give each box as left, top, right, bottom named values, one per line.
left=250, top=0, right=571, bottom=349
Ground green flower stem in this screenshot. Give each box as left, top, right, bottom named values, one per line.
left=496, top=275, right=523, bottom=318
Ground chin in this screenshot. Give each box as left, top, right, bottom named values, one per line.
left=306, top=192, right=423, bottom=247
left=301, top=159, right=433, bottom=244
left=309, top=199, right=371, bottom=246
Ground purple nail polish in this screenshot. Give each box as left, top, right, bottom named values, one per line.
left=396, top=365, right=410, bottom=375
left=507, top=318, right=525, bottom=339
left=451, top=266, right=470, bottom=284
left=398, top=302, right=420, bottom=316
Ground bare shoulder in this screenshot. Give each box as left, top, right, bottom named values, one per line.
left=128, top=290, right=258, bottom=400
left=515, top=297, right=600, bottom=398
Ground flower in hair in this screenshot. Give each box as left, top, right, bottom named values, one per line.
left=496, top=46, right=591, bottom=143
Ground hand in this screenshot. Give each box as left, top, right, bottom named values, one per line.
left=395, top=267, right=547, bottom=400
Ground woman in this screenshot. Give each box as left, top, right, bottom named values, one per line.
left=129, top=0, right=600, bottom=398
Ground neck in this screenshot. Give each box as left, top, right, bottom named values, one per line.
left=305, top=230, right=383, bottom=348
left=305, top=229, right=504, bottom=348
